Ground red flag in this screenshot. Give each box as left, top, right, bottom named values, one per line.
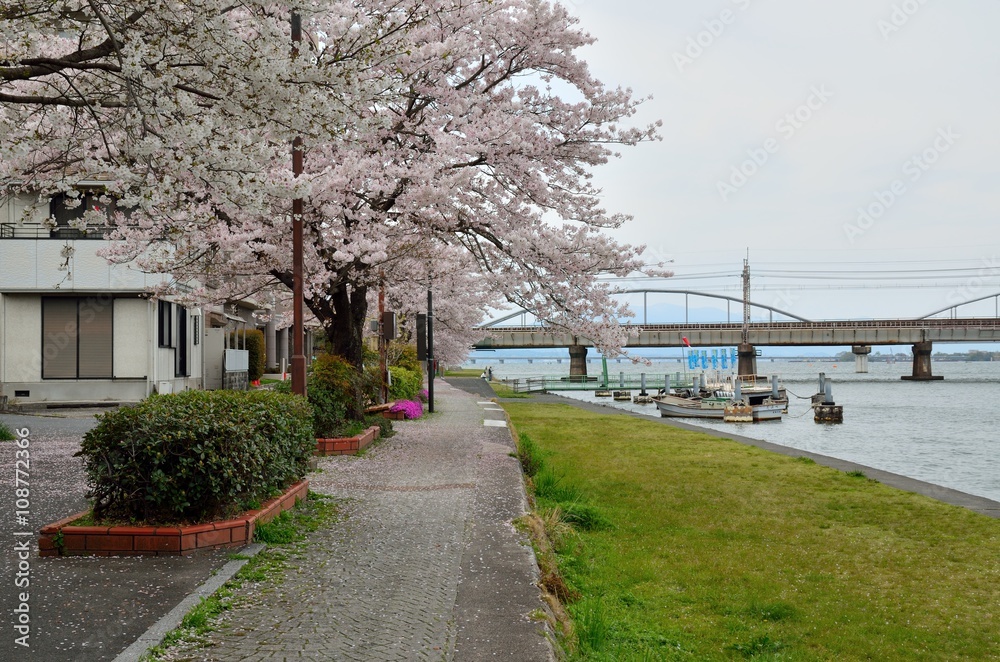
left=682, top=337, right=691, bottom=347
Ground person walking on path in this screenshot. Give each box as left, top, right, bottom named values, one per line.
left=172, top=379, right=553, bottom=661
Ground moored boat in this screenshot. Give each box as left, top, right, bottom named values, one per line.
left=654, top=393, right=784, bottom=422
left=654, top=393, right=729, bottom=419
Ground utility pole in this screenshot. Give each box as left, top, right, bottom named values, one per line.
left=427, top=287, right=434, bottom=413
left=742, top=257, right=750, bottom=346
left=290, top=10, right=306, bottom=397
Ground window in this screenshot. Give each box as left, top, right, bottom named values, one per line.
left=175, top=307, right=189, bottom=377
left=158, top=300, right=173, bottom=348
left=49, top=191, right=106, bottom=227
left=42, top=297, right=113, bottom=379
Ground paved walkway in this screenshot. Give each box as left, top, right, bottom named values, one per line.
left=166, top=379, right=553, bottom=661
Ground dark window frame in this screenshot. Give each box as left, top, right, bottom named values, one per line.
left=175, top=307, right=189, bottom=378
left=158, top=300, right=173, bottom=348
left=41, top=296, right=115, bottom=380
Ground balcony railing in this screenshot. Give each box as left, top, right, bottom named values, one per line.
left=0, top=224, right=113, bottom=239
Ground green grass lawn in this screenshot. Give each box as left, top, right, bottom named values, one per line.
left=505, top=402, right=1000, bottom=661
left=443, top=368, right=482, bottom=377
left=489, top=382, right=532, bottom=399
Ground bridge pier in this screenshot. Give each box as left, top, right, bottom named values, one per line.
left=852, top=345, right=872, bottom=374
left=901, top=341, right=944, bottom=381
left=569, top=344, right=588, bottom=378
left=737, top=343, right=757, bottom=376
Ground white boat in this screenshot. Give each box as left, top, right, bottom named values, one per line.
left=654, top=393, right=730, bottom=419
left=654, top=393, right=784, bottom=422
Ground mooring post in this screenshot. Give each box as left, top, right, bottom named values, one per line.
left=815, top=378, right=844, bottom=423
left=771, top=375, right=779, bottom=399
left=640, top=373, right=647, bottom=396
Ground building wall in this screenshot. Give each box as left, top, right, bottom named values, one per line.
left=1, top=294, right=42, bottom=383
left=0, top=193, right=209, bottom=402
left=0, top=293, right=204, bottom=402
left=0, top=191, right=170, bottom=293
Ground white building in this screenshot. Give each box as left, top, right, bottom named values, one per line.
left=0, top=188, right=204, bottom=404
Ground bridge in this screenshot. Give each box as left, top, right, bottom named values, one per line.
left=474, top=289, right=1000, bottom=381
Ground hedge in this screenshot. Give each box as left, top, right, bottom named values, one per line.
left=275, top=353, right=379, bottom=435
left=388, top=365, right=422, bottom=402
left=76, top=390, right=314, bottom=524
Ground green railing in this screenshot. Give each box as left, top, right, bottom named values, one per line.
left=503, top=373, right=697, bottom=394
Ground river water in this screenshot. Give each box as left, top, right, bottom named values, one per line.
left=471, top=359, right=1000, bottom=503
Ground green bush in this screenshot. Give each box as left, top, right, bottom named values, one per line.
left=0, top=421, right=14, bottom=441
left=275, top=353, right=381, bottom=435
left=388, top=365, right=422, bottom=402
left=76, top=390, right=314, bottom=524
left=388, top=341, right=421, bottom=372
left=311, top=353, right=370, bottom=433
left=230, top=329, right=266, bottom=382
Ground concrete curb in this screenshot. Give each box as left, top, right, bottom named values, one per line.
left=112, top=543, right=266, bottom=662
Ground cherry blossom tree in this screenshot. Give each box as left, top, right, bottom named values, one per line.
left=1, top=0, right=664, bottom=369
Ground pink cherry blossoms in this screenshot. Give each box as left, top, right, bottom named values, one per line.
left=0, top=1, right=666, bottom=367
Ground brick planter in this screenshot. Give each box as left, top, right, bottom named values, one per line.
left=382, top=410, right=406, bottom=421
left=315, top=425, right=380, bottom=456
left=38, top=480, right=309, bottom=557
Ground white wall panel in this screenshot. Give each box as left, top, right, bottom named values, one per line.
left=3, top=296, right=41, bottom=382
left=114, top=298, right=149, bottom=379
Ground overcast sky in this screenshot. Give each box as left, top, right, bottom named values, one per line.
left=558, top=0, right=1000, bottom=322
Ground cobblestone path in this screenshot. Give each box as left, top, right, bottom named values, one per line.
left=185, top=380, right=552, bottom=661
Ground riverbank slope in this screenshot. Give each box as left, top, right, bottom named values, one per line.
left=504, top=399, right=1000, bottom=660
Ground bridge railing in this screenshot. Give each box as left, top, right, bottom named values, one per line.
left=481, top=318, right=1000, bottom=335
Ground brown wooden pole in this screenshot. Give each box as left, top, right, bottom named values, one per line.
left=290, top=11, right=307, bottom=397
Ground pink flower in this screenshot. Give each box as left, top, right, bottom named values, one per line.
left=389, top=399, right=424, bottom=419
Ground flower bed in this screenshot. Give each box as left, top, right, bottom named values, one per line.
left=38, top=480, right=308, bottom=557
left=315, top=425, right=380, bottom=456
left=388, top=399, right=424, bottom=419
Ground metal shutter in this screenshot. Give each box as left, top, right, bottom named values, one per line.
left=79, top=299, right=113, bottom=378
left=42, top=298, right=79, bottom=378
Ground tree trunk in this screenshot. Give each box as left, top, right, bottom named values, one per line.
left=325, top=283, right=368, bottom=370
